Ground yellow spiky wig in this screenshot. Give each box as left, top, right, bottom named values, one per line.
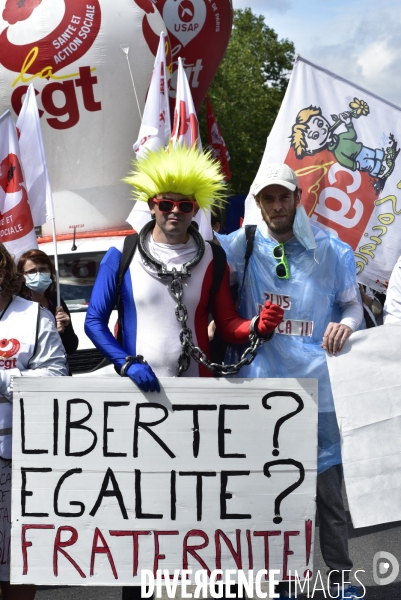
left=123, top=144, right=227, bottom=212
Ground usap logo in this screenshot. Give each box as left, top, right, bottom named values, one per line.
left=163, top=0, right=207, bottom=46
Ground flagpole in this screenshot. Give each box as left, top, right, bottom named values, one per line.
left=121, top=44, right=143, bottom=121
left=50, top=217, right=61, bottom=307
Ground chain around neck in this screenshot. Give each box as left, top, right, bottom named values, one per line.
left=137, top=220, right=205, bottom=279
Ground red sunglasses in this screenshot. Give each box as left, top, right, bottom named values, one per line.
left=152, top=197, right=196, bottom=214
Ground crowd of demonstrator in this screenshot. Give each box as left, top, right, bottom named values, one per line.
left=0, top=148, right=399, bottom=600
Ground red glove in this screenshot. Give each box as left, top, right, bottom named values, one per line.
left=255, top=301, right=284, bottom=336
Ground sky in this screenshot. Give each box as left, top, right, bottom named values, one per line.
left=232, top=0, right=401, bottom=107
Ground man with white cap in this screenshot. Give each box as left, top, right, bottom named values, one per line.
left=216, top=163, right=364, bottom=599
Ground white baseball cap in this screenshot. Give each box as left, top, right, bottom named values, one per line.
left=253, top=163, right=298, bottom=195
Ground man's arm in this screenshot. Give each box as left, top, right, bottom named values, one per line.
left=322, top=295, right=363, bottom=354
left=84, top=247, right=159, bottom=392
left=84, top=248, right=127, bottom=370
left=211, top=265, right=283, bottom=343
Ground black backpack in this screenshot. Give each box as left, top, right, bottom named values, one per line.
left=241, top=224, right=257, bottom=291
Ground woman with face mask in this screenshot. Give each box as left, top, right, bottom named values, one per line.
left=17, top=250, right=78, bottom=356
left=0, top=243, right=68, bottom=600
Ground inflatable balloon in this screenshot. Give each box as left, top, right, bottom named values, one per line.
left=137, top=0, right=233, bottom=114
left=0, top=0, right=166, bottom=235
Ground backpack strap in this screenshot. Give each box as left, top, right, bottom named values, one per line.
left=116, top=233, right=138, bottom=345
left=207, top=241, right=227, bottom=311
left=241, top=224, right=257, bottom=290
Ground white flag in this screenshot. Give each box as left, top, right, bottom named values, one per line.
left=128, top=55, right=212, bottom=239
left=16, top=84, right=54, bottom=226
left=0, top=110, right=38, bottom=261
left=127, top=33, right=172, bottom=233
left=170, top=57, right=201, bottom=150
left=244, top=55, right=401, bottom=293
left=133, top=32, right=171, bottom=159
left=171, top=58, right=211, bottom=239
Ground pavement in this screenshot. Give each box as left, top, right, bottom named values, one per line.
left=34, top=484, right=401, bottom=600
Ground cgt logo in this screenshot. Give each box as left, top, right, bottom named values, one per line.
left=0, top=338, right=20, bottom=365
left=1, top=1, right=102, bottom=131
left=11, top=67, right=101, bottom=131
left=285, top=147, right=378, bottom=251
left=163, top=0, right=206, bottom=46
left=373, top=552, right=400, bottom=586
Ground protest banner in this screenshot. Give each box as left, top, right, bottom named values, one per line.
left=244, top=55, right=401, bottom=293
left=10, top=377, right=317, bottom=586
left=326, top=322, right=401, bottom=528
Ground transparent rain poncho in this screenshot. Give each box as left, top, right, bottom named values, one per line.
left=216, top=222, right=358, bottom=474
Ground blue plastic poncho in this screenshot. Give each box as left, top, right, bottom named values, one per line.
left=217, top=222, right=358, bottom=474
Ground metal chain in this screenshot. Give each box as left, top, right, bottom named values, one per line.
left=136, top=221, right=272, bottom=377
left=168, top=268, right=272, bottom=377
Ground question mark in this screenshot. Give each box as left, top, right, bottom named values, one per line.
left=263, top=459, right=305, bottom=524
left=262, top=391, right=304, bottom=456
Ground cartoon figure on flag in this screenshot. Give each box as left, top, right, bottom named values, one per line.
left=290, top=98, right=400, bottom=194
left=243, top=56, right=401, bottom=293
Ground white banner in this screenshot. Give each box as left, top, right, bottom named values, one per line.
left=11, top=377, right=317, bottom=586
left=326, top=322, right=401, bottom=528
left=244, top=56, right=401, bottom=293
left=16, top=83, right=54, bottom=227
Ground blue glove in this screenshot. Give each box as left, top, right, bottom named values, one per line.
left=126, top=362, right=160, bottom=393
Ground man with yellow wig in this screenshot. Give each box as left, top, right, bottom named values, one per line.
left=85, top=145, right=283, bottom=394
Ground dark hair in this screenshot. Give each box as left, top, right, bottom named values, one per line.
left=211, top=205, right=225, bottom=230
left=17, top=249, right=56, bottom=299
left=0, top=243, right=23, bottom=298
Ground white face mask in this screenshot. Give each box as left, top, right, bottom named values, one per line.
left=292, top=205, right=317, bottom=250
left=24, top=272, right=52, bottom=293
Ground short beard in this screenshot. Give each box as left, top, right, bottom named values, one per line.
left=263, top=204, right=297, bottom=235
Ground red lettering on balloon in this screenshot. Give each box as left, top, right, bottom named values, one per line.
left=0, top=1, right=101, bottom=75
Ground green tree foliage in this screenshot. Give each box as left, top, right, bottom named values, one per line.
left=199, top=8, right=295, bottom=195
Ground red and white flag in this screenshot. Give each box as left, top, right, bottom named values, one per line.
left=0, top=110, right=37, bottom=260
left=170, top=57, right=201, bottom=149
left=16, top=84, right=54, bottom=227
left=171, top=58, right=212, bottom=237
left=206, top=95, right=231, bottom=181
left=127, top=32, right=172, bottom=232
left=133, top=32, right=171, bottom=159
left=128, top=56, right=212, bottom=238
